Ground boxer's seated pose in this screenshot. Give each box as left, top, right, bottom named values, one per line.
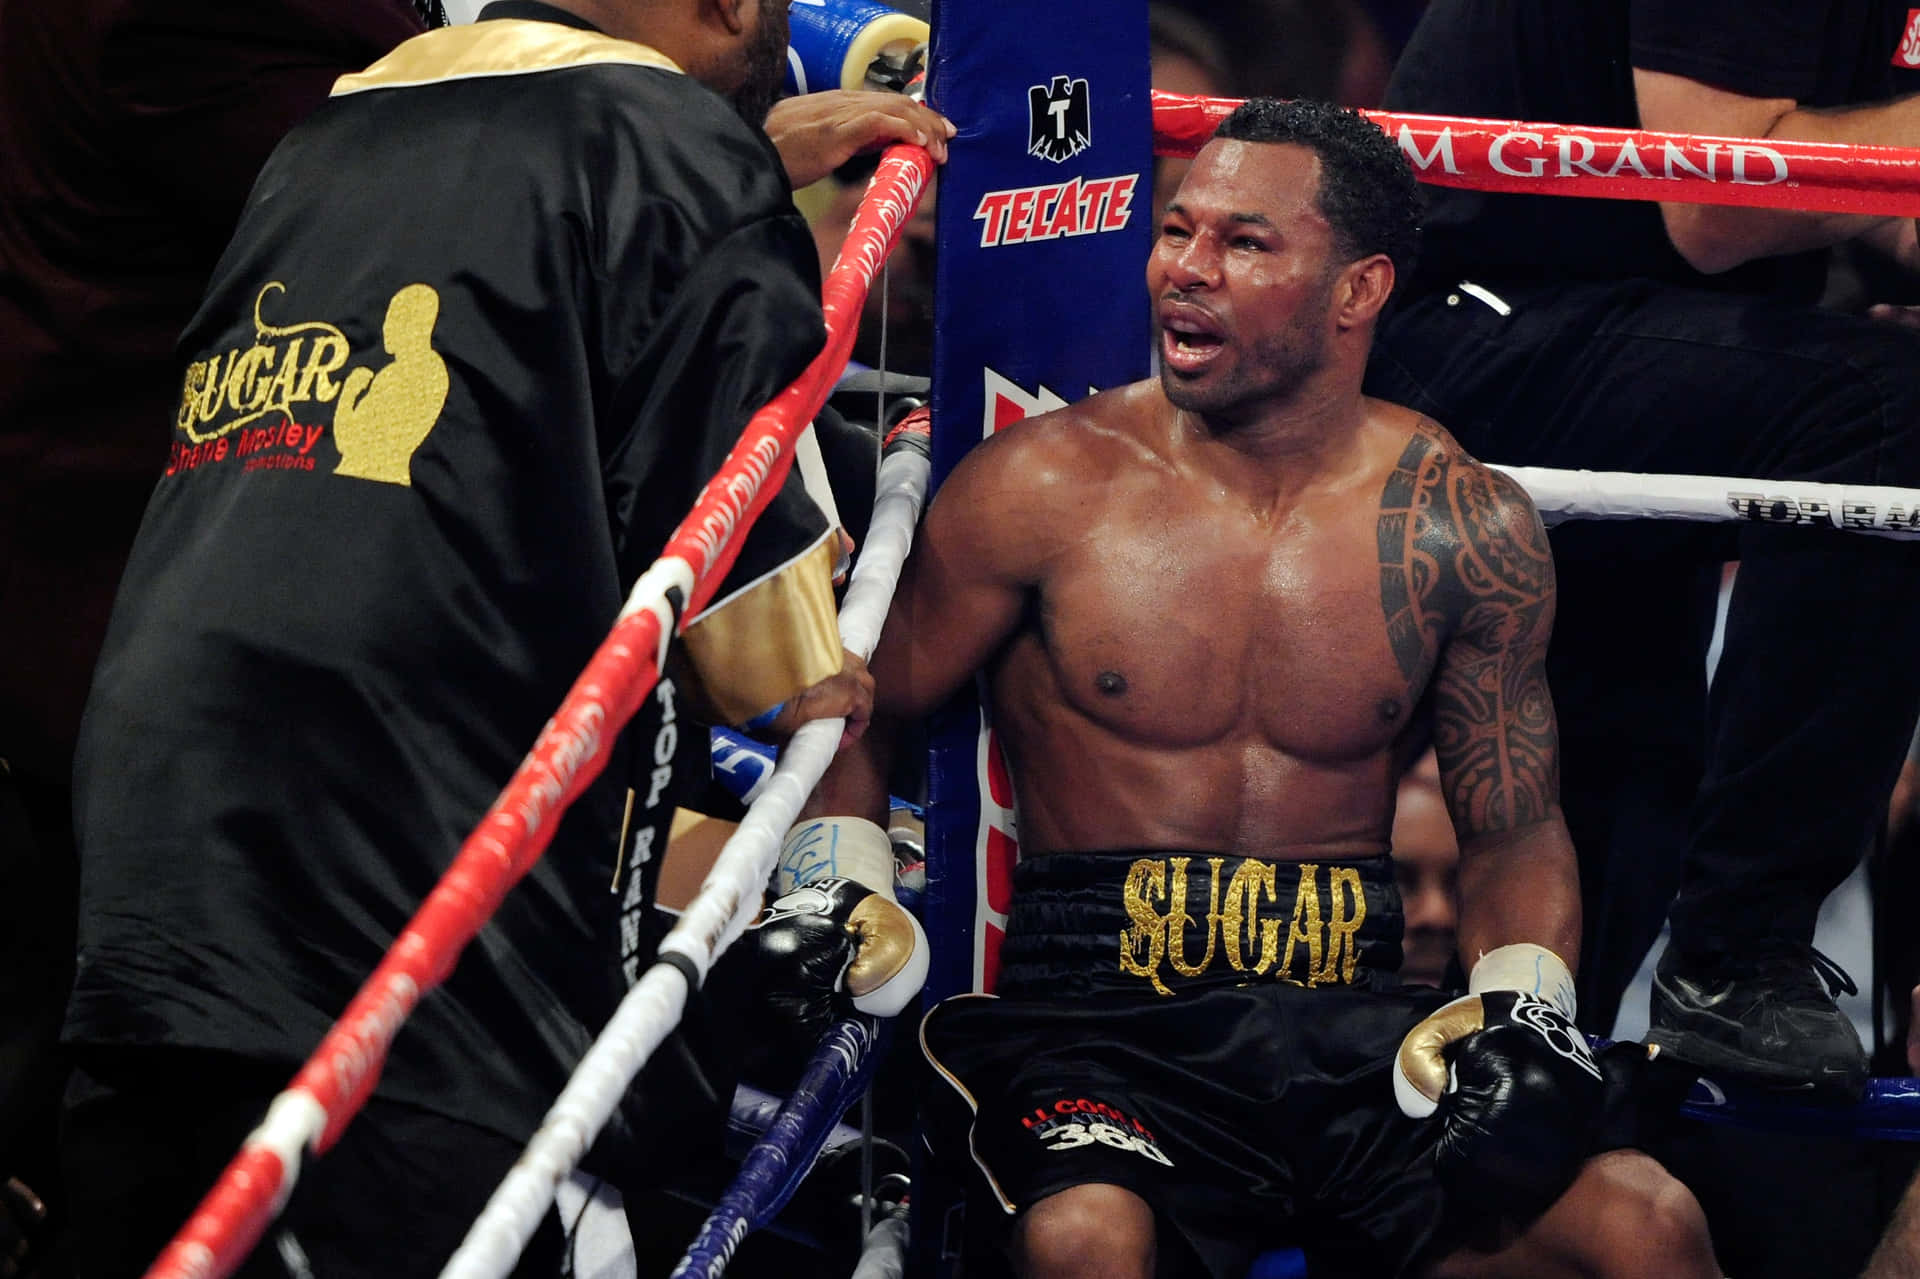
left=809, top=99, right=1721, bottom=1279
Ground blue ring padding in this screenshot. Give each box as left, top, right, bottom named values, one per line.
left=740, top=701, right=786, bottom=735
left=783, top=0, right=908, bottom=95
left=1678, top=1072, right=1920, bottom=1141
left=708, top=727, right=921, bottom=818
left=711, top=726, right=779, bottom=798
left=673, top=1017, right=883, bottom=1278
left=1586, top=1035, right=1920, bottom=1141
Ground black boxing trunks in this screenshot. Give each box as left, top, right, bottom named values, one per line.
left=920, top=852, right=1460, bottom=1279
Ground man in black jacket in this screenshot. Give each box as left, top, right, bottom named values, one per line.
left=1368, top=0, right=1920, bottom=1101
left=58, top=2, right=950, bottom=1274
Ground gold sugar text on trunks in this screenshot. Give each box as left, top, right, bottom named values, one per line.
left=1118, top=857, right=1366, bottom=997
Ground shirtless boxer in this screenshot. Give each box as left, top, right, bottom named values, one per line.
left=806, top=99, right=1719, bottom=1279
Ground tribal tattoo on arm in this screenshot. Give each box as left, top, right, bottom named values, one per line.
left=1378, top=422, right=1559, bottom=833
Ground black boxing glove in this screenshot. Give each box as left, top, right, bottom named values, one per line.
left=1395, top=991, right=1604, bottom=1223
left=752, top=876, right=929, bottom=1038
left=751, top=817, right=929, bottom=1040
left=1394, top=945, right=1603, bottom=1225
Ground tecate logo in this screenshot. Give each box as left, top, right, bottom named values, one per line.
left=972, top=174, right=1138, bottom=247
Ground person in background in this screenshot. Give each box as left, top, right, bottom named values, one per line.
left=1147, top=1, right=1390, bottom=222
left=1369, top=0, right=1920, bottom=1102
left=1148, top=4, right=1236, bottom=221
left=1356, top=0, right=1429, bottom=62
left=58, top=1, right=950, bottom=1273
left=1392, top=748, right=1461, bottom=991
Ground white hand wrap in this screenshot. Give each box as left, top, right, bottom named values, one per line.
left=777, top=816, right=899, bottom=900
left=1468, top=943, right=1577, bottom=1020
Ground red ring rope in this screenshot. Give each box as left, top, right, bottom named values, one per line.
left=1153, top=90, right=1920, bottom=218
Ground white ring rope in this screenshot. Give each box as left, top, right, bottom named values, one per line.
left=1494, top=465, right=1920, bottom=538
left=850, top=1215, right=909, bottom=1279
left=438, top=446, right=932, bottom=1279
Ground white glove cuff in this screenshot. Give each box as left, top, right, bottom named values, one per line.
left=776, top=816, right=897, bottom=901
left=1468, top=943, right=1576, bottom=1019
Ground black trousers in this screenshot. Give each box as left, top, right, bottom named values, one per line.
left=60, top=1047, right=566, bottom=1279
left=1366, top=277, right=1920, bottom=1024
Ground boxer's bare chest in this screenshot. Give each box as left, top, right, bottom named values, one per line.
left=1031, top=437, right=1455, bottom=764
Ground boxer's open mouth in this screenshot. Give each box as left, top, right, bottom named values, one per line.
left=1161, top=317, right=1224, bottom=373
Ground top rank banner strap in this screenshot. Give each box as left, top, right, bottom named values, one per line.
left=1152, top=91, right=1920, bottom=219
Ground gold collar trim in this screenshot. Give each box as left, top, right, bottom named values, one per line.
left=333, top=20, right=681, bottom=97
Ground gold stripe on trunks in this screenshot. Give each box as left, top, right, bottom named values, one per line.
left=919, top=994, right=1021, bottom=1214
left=333, top=21, right=680, bottom=97
left=677, top=531, right=843, bottom=726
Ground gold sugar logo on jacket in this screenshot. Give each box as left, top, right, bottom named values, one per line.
left=169, top=281, right=448, bottom=486
left=332, top=284, right=449, bottom=485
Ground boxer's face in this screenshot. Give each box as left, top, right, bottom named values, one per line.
left=730, top=0, right=790, bottom=126
left=1150, top=140, right=1340, bottom=419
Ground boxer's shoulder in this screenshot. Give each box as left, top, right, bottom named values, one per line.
left=1373, top=402, right=1472, bottom=478
left=1376, top=406, right=1547, bottom=561
left=947, top=382, right=1159, bottom=505
left=1372, top=405, right=1552, bottom=681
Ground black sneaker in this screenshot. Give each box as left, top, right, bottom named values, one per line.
left=1646, top=943, right=1869, bottom=1101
